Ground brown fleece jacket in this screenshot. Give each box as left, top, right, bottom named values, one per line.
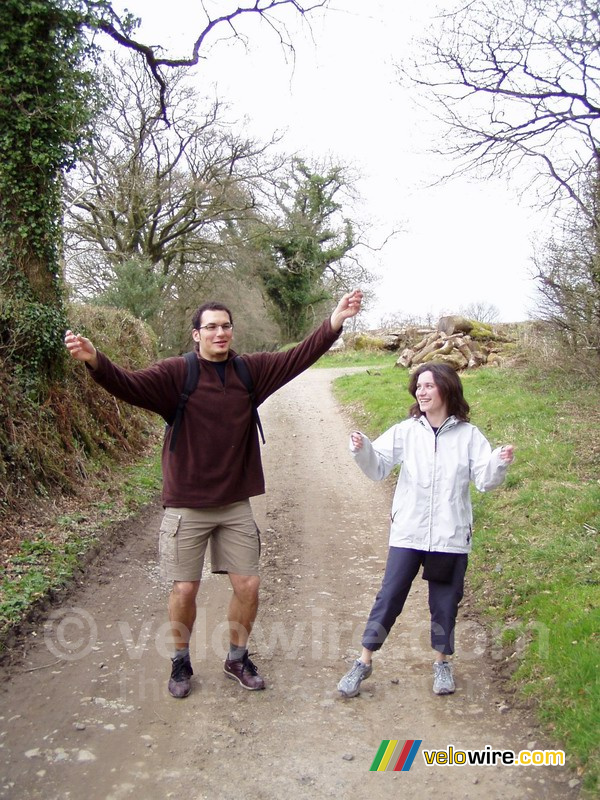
left=88, top=318, right=340, bottom=508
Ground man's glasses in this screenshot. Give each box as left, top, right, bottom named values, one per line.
left=198, top=323, right=234, bottom=332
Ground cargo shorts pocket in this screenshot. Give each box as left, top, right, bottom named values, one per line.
left=159, top=512, right=182, bottom=575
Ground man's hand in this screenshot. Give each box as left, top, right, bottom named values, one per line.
left=330, top=289, right=363, bottom=331
left=64, top=329, right=98, bottom=370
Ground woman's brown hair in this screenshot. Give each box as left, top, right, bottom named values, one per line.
left=407, top=363, right=470, bottom=422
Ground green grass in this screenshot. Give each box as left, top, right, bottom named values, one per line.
left=0, top=534, right=94, bottom=624
left=332, top=363, right=600, bottom=795
left=314, top=350, right=398, bottom=369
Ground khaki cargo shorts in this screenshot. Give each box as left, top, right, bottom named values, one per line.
left=159, top=500, right=261, bottom=582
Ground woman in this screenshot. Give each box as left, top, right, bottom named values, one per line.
left=337, top=362, right=514, bottom=698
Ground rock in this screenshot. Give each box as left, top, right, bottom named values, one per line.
left=380, top=334, right=403, bottom=351
left=437, top=315, right=473, bottom=335
left=329, top=337, right=345, bottom=352
left=342, top=753, right=354, bottom=761
left=76, top=750, right=96, bottom=762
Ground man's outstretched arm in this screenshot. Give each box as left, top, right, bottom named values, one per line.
left=244, top=288, right=364, bottom=403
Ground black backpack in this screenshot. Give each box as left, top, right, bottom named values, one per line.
left=167, top=351, right=265, bottom=453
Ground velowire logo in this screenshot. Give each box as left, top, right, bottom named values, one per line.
left=370, top=739, right=423, bottom=772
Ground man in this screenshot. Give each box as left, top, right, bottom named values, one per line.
left=65, top=290, right=362, bottom=698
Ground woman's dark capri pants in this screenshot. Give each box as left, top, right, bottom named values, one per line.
left=361, top=547, right=468, bottom=656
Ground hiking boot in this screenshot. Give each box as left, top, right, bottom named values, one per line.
left=223, top=651, right=265, bottom=690
left=433, top=660, right=455, bottom=695
left=168, top=653, right=193, bottom=698
left=337, top=659, right=373, bottom=698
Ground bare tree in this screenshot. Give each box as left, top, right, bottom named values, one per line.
left=532, top=171, right=600, bottom=371
left=87, top=1, right=329, bottom=121
left=460, top=301, right=500, bottom=324
left=63, top=54, right=282, bottom=350
left=402, top=0, right=600, bottom=376
left=402, top=0, right=600, bottom=214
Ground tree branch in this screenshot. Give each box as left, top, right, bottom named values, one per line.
left=90, top=1, right=328, bottom=122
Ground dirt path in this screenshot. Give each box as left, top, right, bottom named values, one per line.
left=0, top=368, right=579, bottom=800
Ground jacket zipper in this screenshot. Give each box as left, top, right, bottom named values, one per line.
left=426, top=417, right=455, bottom=551
left=427, top=432, right=437, bottom=551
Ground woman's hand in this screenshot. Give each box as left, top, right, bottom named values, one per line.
left=350, top=431, right=364, bottom=451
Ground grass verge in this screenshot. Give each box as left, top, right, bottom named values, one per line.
left=332, top=362, right=600, bottom=795
left=0, top=440, right=162, bottom=644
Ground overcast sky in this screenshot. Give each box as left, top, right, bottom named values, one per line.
left=112, top=0, right=549, bottom=324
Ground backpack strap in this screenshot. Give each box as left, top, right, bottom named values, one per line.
left=167, top=351, right=200, bottom=453
left=233, top=355, right=266, bottom=445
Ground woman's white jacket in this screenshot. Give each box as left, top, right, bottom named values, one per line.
left=351, top=415, right=509, bottom=554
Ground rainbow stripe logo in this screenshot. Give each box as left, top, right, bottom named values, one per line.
left=370, top=739, right=422, bottom=772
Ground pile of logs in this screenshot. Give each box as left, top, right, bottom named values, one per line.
left=395, top=316, right=503, bottom=371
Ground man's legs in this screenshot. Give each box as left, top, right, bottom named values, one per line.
left=160, top=507, right=212, bottom=699
left=227, top=573, right=260, bottom=649
left=167, top=573, right=264, bottom=692
left=223, top=573, right=265, bottom=690
left=167, top=580, right=201, bottom=699
left=169, top=579, right=201, bottom=649
left=208, top=502, right=265, bottom=690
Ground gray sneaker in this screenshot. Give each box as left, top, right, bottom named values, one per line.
left=433, top=660, right=455, bottom=695
left=337, top=659, right=373, bottom=697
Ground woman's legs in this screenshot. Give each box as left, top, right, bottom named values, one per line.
left=428, top=554, right=468, bottom=694
left=428, top=554, right=468, bottom=657
left=361, top=547, right=423, bottom=655
left=338, top=548, right=422, bottom=697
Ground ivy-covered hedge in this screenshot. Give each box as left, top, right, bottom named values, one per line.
left=0, top=0, right=98, bottom=395
left=0, top=305, right=159, bottom=518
